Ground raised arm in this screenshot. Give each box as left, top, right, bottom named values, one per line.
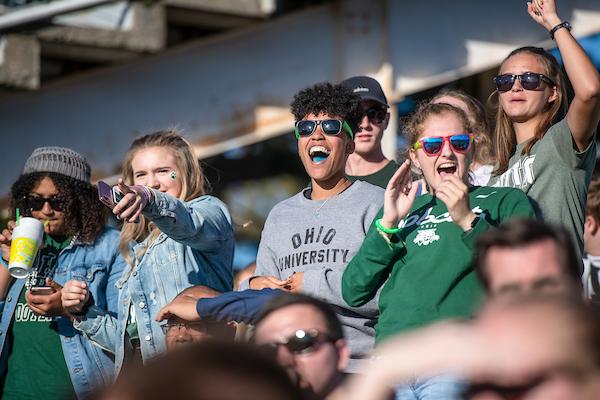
left=529, top=0, right=600, bottom=150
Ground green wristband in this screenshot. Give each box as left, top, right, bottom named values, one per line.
left=375, top=218, right=401, bottom=234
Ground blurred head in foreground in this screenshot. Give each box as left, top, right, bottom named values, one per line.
left=97, top=341, right=301, bottom=400
left=466, top=292, right=600, bottom=400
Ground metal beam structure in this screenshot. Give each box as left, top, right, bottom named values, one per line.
left=1, top=0, right=600, bottom=194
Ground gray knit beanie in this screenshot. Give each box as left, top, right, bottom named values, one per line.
left=23, top=146, right=91, bottom=183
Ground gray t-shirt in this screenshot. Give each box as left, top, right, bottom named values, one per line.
left=490, top=118, right=596, bottom=255
left=253, top=180, right=384, bottom=371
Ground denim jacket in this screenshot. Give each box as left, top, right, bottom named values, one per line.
left=0, top=227, right=126, bottom=399
left=74, top=192, right=234, bottom=375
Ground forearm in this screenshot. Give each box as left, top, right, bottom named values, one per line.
left=143, top=192, right=233, bottom=250
left=342, top=230, right=401, bottom=307
left=553, top=20, right=600, bottom=103
left=196, top=289, right=283, bottom=324
left=73, top=306, right=119, bottom=354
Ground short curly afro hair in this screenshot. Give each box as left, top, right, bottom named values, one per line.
left=290, top=82, right=363, bottom=135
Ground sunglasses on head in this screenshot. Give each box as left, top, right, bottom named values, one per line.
left=412, top=133, right=474, bottom=156
left=493, top=72, right=555, bottom=93
left=365, top=107, right=387, bottom=124
left=259, top=329, right=335, bottom=356
left=295, top=119, right=354, bottom=139
left=24, top=195, right=65, bottom=212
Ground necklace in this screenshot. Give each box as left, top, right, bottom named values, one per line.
left=313, top=197, right=331, bottom=218
left=311, top=180, right=352, bottom=218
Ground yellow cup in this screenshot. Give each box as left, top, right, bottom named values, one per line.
left=8, top=217, right=44, bottom=278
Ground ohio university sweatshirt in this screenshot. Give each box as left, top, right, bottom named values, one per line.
left=251, top=180, right=384, bottom=372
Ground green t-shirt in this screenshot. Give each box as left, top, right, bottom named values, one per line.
left=347, top=160, right=399, bottom=189
left=342, top=186, right=535, bottom=344
left=1, top=236, right=76, bottom=400
left=489, top=118, right=596, bottom=255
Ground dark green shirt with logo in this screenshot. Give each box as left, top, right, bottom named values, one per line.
left=1, top=236, right=76, bottom=400
left=342, top=186, right=535, bottom=344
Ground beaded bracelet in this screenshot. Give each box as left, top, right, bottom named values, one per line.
left=375, top=218, right=401, bottom=235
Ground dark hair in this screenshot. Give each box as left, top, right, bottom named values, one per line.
left=493, top=46, right=567, bottom=175
left=97, top=342, right=302, bottom=400
left=290, top=82, right=363, bottom=135
left=587, top=179, right=600, bottom=223
left=255, top=293, right=344, bottom=341
left=474, top=218, right=580, bottom=289
left=10, top=172, right=107, bottom=243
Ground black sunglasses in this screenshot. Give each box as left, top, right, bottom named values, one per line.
left=493, top=72, right=555, bottom=93
left=259, top=329, right=335, bottom=356
left=24, top=195, right=65, bottom=212
left=365, top=107, right=387, bottom=124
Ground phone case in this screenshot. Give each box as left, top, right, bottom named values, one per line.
left=98, top=181, right=115, bottom=208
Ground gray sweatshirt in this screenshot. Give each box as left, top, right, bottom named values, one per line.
left=253, top=180, right=384, bottom=371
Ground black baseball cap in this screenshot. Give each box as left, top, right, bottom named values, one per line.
left=340, top=76, right=389, bottom=108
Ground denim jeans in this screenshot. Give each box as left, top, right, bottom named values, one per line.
left=395, top=374, right=466, bottom=400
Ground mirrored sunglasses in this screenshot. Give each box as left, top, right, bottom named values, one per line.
left=295, top=119, right=354, bottom=139
left=259, top=329, right=335, bottom=356
left=412, top=133, right=474, bottom=156
left=24, top=195, right=65, bottom=212
left=493, top=72, right=555, bottom=93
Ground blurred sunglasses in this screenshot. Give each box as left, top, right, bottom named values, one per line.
left=24, top=195, right=65, bottom=212
left=493, top=72, right=555, bottom=93
left=259, top=329, right=335, bottom=356
left=161, top=321, right=215, bottom=336
left=365, top=107, right=387, bottom=124
left=295, top=119, right=354, bottom=139
left=412, top=133, right=474, bottom=156
left=464, top=376, right=547, bottom=399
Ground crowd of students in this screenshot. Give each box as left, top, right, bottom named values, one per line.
left=1, top=0, right=600, bottom=399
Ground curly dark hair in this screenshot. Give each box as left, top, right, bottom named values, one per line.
left=290, top=82, right=363, bottom=134
left=10, top=172, right=107, bottom=244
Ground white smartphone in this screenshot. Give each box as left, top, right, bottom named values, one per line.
left=30, top=286, right=53, bottom=295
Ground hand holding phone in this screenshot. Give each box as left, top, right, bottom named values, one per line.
left=30, top=286, right=54, bottom=295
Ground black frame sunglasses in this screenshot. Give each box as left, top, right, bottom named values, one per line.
left=259, top=329, right=335, bottom=356
left=365, top=107, right=387, bottom=124
left=23, top=195, right=65, bottom=212
left=493, top=72, right=555, bottom=93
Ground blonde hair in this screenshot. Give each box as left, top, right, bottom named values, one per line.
left=119, top=130, right=206, bottom=266
left=492, top=46, right=568, bottom=175
left=432, top=88, right=494, bottom=166
left=404, top=102, right=473, bottom=147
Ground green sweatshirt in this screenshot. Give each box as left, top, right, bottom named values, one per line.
left=342, top=186, right=535, bottom=344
